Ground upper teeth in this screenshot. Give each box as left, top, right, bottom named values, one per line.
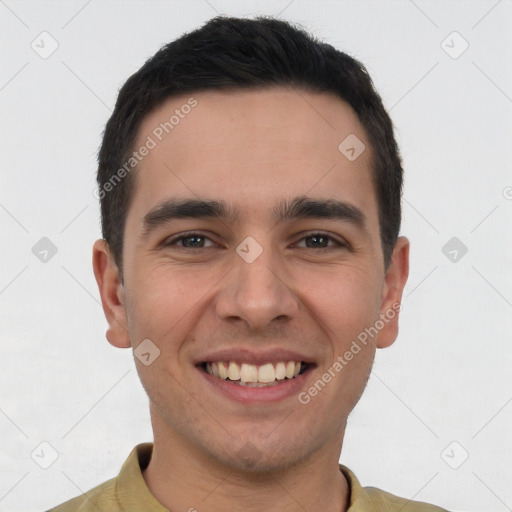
left=206, top=361, right=302, bottom=383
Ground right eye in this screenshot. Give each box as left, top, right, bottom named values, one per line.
left=163, top=232, right=217, bottom=249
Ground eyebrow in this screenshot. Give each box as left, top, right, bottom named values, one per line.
left=141, top=195, right=366, bottom=237
left=273, top=195, right=365, bottom=227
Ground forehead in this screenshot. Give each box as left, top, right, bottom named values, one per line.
left=130, top=87, right=376, bottom=224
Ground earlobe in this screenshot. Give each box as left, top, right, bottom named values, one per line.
left=92, top=239, right=131, bottom=349
left=377, top=236, right=410, bottom=349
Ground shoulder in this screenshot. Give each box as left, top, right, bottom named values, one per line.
left=46, top=476, right=120, bottom=512
left=46, top=444, right=162, bottom=512
left=362, top=485, right=449, bottom=511
left=340, top=465, right=449, bottom=512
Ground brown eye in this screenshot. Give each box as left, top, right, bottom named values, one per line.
left=180, top=235, right=206, bottom=248
left=305, top=234, right=329, bottom=248
left=296, top=233, right=345, bottom=249
left=164, top=233, right=216, bottom=249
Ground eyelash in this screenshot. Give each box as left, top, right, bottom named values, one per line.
left=163, top=232, right=347, bottom=251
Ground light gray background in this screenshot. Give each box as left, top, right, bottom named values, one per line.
left=1, top=1, right=511, bottom=511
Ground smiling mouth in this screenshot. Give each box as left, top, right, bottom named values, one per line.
left=200, top=361, right=311, bottom=387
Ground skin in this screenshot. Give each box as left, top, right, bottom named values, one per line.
left=93, top=87, right=409, bottom=512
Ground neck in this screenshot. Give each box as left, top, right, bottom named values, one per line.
left=142, top=409, right=349, bottom=512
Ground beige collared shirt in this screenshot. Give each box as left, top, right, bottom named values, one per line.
left=48, top=443, right=448, bottom=511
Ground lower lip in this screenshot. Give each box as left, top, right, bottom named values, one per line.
left=197, top=366, right=314, bottom=404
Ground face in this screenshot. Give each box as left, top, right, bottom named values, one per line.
left=93, top=87, right=409, bottom=472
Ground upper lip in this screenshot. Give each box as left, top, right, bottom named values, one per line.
left=194, top=347, right=315, bottom=366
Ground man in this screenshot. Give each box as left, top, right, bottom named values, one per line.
left=49, top=15, right=448, bottom=512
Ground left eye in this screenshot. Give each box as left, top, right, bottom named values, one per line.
left=295, top=233, right=343, bottom=249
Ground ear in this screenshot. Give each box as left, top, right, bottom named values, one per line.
left=376, top=236, right=410, bottom=349
left=92, top=239, right=131, bottom=349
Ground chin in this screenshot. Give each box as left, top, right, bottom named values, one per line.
left=203, top=428, right=321, bottom=475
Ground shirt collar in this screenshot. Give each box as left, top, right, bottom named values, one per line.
left=117, top=443, right=167, bottom=511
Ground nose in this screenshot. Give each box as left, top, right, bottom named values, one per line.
left=214, top=244, right=299, bottom=331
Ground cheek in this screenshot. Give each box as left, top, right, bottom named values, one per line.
left=124, top=267, right=206, bottom=407
left=125, top=262, right=224, bottom=349
left=295, top=264, right=382, bottom=342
